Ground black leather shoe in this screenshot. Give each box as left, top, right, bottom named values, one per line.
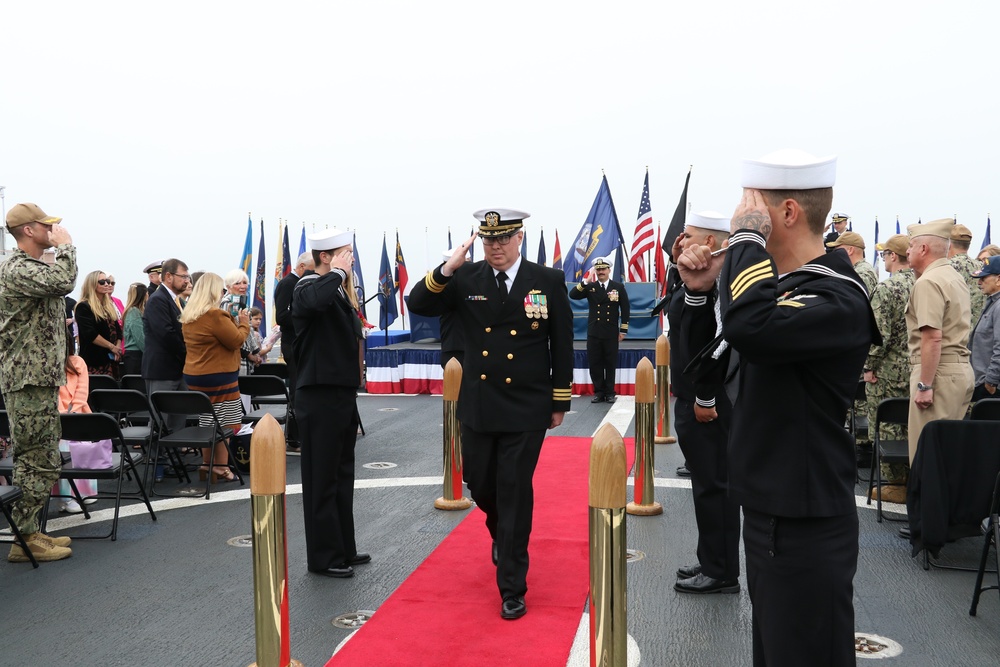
left=676, top=465, right=691, bottom=478
left=348, top=552, right=371, bottom=566
left=605, top=395, right=617, bottom=403
left=501, top=596, right=527, bottom=620
left=492, top=541, right=498, bottom=566
left=676, top=563, right=702, bottom=579
left=591, top=395, right=605, bottom=403
left=674, top=573, right=739, bottom=594
left=311, top=565, right=354, bottom=578
left=898, top=526, right=911, bottom=539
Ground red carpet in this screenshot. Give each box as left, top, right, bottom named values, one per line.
left=327, top=435, right=634, bottom=667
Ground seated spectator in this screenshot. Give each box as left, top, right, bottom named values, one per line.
left=57, top=336, right=97, bottom=514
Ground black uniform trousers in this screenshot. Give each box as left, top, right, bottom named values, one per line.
left=673, top=397, right=740, bottom=581
left=460, top=425, right=546, bottom=599
left=743, top=508, right=858, bottom=667
left=298, top=385, right=359, bottom=572
left=586, top=335, right=618, bottom=398
left=284, top=349, right=300, bottom=444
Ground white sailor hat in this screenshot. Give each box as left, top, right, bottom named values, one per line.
left=307, top=228, right=353, bottom=251
left=741, top=149, right=837, bottom=189
left=473, top=208, right=530, bottom=237
left=688, top=210, right=730, bottom=232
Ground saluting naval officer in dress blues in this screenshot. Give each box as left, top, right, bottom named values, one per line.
left=408, top=208, right=574, bottom=621
left=678, top=151, right=880, bottom=667
left=570, top=256, right=629, bottom=403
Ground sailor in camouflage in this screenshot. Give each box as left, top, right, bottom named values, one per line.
left=863, top=235, right=914, bottom=492
left=826, top=230, right=877, bottom=295
left=0, top=203, right=77, bottom=562
left=948, top=223, right=985, bottom=327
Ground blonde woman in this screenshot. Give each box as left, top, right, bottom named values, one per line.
left=977, top=244, right=1000, bottom=263
left=179, top=272, right=250, bottom=482
left=75, top=271, right=123, bottom=378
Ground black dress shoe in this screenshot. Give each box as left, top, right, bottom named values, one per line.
left=676, top=563, right=702, bottom=579
left=898, top=526, right=911, bottom=539
left=605, top=395, right=617, bottom=403
left=501, top=596, right=527, bottom=620
left=348, top=552, right=371, bottom=566
left=674, top=573, right=739, bottom=594
left=311, top=565, right=354, bottom=578
left=676, top=465, right=691, bottom=478
left=591, top=395, right=605, bottom=403
left=492, top=541, right=498, bottom=566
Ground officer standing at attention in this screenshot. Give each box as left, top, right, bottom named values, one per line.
left=678, top=150, right=880, bottom=666
left=948, top=223, right=986, bottom=327
left=0, top=203, right=78, bottom=563
left=824, top=212, right=849, bottom=251
left=408, top=208, right=574, bottom=621
left=292, top=228, right=370, bottom=578
left=666, top=210, right=741, bottom=595
left=904, top=219, right=974, bottom=463
left=571, top=256, right=629, bottom=402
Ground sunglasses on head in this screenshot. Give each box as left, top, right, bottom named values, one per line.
left=97, top=279, right=116, bottom=286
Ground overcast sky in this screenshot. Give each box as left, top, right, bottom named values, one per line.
left=3, top=1, right=998, bottom=327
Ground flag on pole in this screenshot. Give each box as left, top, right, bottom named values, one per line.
left=521, top=230, right=528, bottom=260
left=253, top=219, right=267, bottom=338
left=552, top=230, right=563, bottom=271
left=394, top=231, right=408, bottom=317
left=378, top=235, right=398, bottom=329
left=273, top=220, right=285, bottom=303
left=537, top=228, right=547, bottom=266
left=239, top=214, right=253, bottom=276
left=983, top=217, right=992, bottom=250
left=448, top=228, right=453, bottom=250
left=353, top=235, right=367, bottom=319
left=562, top=174, right=624, bottom=282
left=660, top=167, right=692, bottom=294
left=896, top=217, right=900, bottom=235
left=281, top=223, right=291, bottom=278
left=872, top=217, right=880, bottom=276
left=654, top=223, right=667, bottom=298
left=613, top=243, right=625, bottom=283
left=628, top=169, right=655, bottom=282
left=469, top=227, right=475, bottom=263
left=298, top=223, right=306, bottom=257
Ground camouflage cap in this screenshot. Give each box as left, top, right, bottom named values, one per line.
left=826, top=231, right=865, bottom=250
left=6, top=203, right=61, bottom=229
left=876, top=234, right=909, bottom=257
left=950, top=223, right=973, bottom=242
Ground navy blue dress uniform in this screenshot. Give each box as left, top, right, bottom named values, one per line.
left=274, top=266, right=303, bottom=447
left=570, top=257, right=629, bottom=402
left=292, top=228, right=369, bottom=578
left=689, top=152, right=880, bottom=667
left=408, top=208, right=574, bottom=618
left=823, top=212, right=849, bottom=253
left=665, top=210, right=741, bottom=594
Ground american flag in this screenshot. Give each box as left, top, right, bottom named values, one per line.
left=628, top=170, right=655, bottom=281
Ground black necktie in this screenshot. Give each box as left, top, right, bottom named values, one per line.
left=496, top=271, right=508, bottom=303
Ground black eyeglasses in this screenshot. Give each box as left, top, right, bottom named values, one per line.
left=481, top=235, right=517, bottom=247
left=97, top=279, right=116, bottom=286
left=170, top=274, right=191, bottom=282
left=879, top=251, right=893, bottom=259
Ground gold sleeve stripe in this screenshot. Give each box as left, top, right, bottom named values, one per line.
left=553, top=390, right=572, bottom=397
left=575, top=283, right=585, bottom=291
left=777, top=300, right=805, bottom=308
left=730, top=260, right=773, bottom=295
left=425, top=271, right=445, bottom=294
left=621, top=323, right=629, bottom=329
left=730, top=268, right=772, bottom=301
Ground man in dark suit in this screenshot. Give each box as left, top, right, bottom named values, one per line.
left=570, top=256, right=629, bottom=403
left=142, top=258, right=189, bottom=432
left=408, top=208, right=574, bottom=620
left=274, top=251, right=315, bottom=453
left=292, top=229, right=369, bottom=579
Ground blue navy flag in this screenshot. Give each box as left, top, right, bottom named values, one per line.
left=537, top=228, right=547, bottom=266
left=896, top=217, right=900, bottom=235
left=562, top=175, right=623, bottom=282
left=983, top=217, right=992, bottom=250
left=872, top=218, right=880, bottom=270
left=298, top=223, right=306, bottom=257
left=353, top=236, right=367, bottom=318
left=469, top=227, right=475, bottom=263
left=521, top=230, right=528, bottom=260
left=378, top=235, right=398, bottom=329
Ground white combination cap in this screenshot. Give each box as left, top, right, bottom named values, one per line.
left=307, top=228, right=353, bottom=251
left=741, top=149, right=837, bottom=189
left=688, top=210, right=730, bottom=232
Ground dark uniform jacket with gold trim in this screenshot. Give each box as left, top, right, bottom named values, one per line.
left=408, top=259, right=574, bottom=432
left=291, top=269, right=362, bottom=391
left=706, top=230, right=880, bottom=517
left=570, top=278, right=630, bottom=338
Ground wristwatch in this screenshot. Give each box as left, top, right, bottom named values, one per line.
left=916, top=381, right=933, bottom=392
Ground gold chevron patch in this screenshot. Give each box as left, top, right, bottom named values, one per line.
left=730, top=260, right=773, bottom=301
left=425, top=271, right=445, bottom=293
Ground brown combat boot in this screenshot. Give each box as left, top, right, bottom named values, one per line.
left=38, top=532, right=72, bottom=547
left=870, top=485, right=907, bottom=505
left=8, top=532, right=72, bottom=563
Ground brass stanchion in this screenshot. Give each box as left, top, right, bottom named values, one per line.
left=248, top=414, right=302, bottom=667
left=589, top=422, right=628, bottom=667
left=627, top=357, right=663, bottom=516
left=654, top=334, right=676, bottom=444
left=435, top=358, right=472, bottom=510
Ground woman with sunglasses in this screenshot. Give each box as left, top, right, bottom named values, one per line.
left=75, top=271, right=123, bottom=379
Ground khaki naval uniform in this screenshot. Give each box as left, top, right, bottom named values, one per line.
left=905, top=257, right=974, bottom=461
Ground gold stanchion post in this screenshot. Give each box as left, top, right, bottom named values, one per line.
left=627, top=357, right=663, bottom=516
left=435, top=358, right=472, bottom=510
left=589, top=422, right=628, bottom=667
left=654, top=334, right=676, bottom=444
left=248, top=414, right=303, bottom=667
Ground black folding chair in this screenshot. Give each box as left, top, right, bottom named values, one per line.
left=88, top=389, right=158, bottom=486
left=50, top=412, right=157, bottom=540
left=970, top=469, right=1000, bottom=616
left=1, top=485, right=38, bottom=567
left=120, top=374, right=148, bottom=395
left=88, top=374, right=120, bottom=391
left=254, top=362, right=288, bottom=380
left=150, top=391, right=243, bottom=499
left=971, top=398, right=1000, bottom=420
left=866, top=397, right=910, bottom=523
left=238, top=375, right=289, bottom=426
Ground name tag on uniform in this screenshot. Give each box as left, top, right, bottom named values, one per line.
left=466, top=295, right=488, bottom=301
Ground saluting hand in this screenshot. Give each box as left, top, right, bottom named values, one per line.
left=731, top=189, right=773, bottom=239
left=330, top=248, right=354, bottom=274
left=442, top=232, right=477, bottom=277
left=48, top=224, right=72, bottom=246
left=670, top=233, right=684, bottom=264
